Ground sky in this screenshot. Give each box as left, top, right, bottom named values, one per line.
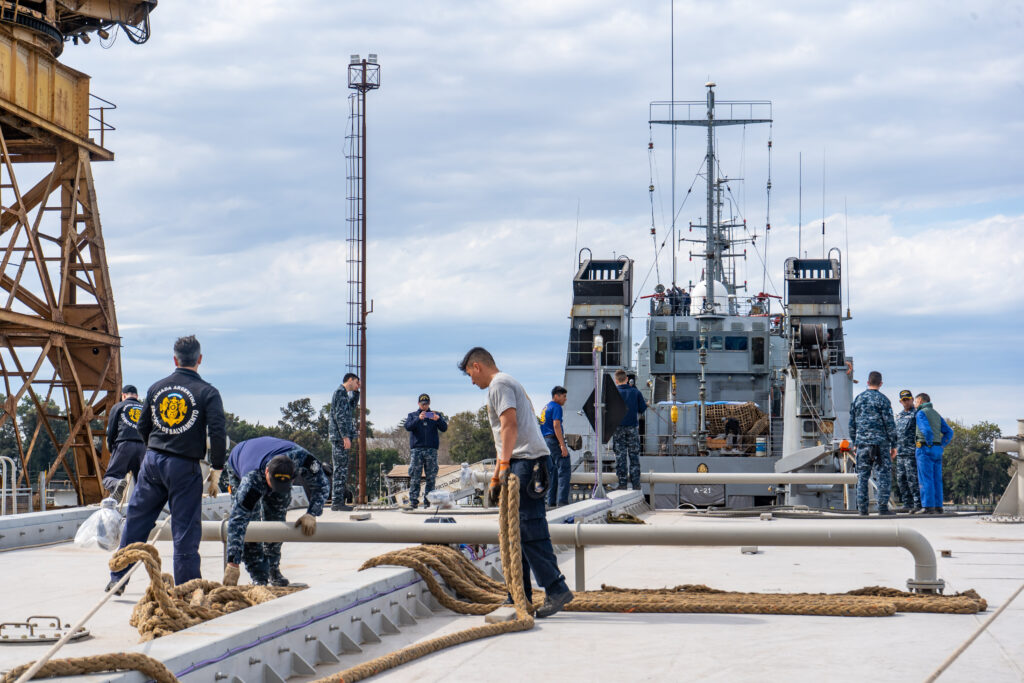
left=52, top=0, right=1024, bottom=435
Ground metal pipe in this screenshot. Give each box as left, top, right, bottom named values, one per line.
left=179, top=519, right=939, bottom=584
left=0, top=455, right=15, bottom=516
left=569, top=472, right=856, bottom=485
left=472, top=470, right=855, bottom=486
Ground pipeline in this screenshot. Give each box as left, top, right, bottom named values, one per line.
left=169, top=517, right=941, bottom=587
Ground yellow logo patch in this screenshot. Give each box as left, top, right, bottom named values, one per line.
left=128, top=407, right=142, bottom=424
left=696, top=462, right=709, bottom=473
left=159, top=395, right=189, bottom=427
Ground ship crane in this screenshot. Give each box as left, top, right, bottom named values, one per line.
left=0, top=0, right=156, bottom=505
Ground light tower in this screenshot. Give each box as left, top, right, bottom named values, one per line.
left=346, top=54, right=379, bottom=504
left=0, top=1, right=155, bottom=505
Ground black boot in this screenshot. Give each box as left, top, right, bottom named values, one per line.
left=268, top=568, right=290, bottom=587
left=536, top=590, right=574, bottom=618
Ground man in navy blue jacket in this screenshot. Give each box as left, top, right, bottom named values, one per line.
left=613, top=369, right=647, bottom=490
left=403, top=393, right=448, bottom=509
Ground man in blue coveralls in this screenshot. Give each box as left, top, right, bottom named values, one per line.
left=107, top=335, right=226, bottom=592
left=612, top=369, right=647, bottom=491
left=540, top=386, right=570, bottom=507
left=913, top=392, right=954, bottom=515
left=221, top=436, right=329, bottom=587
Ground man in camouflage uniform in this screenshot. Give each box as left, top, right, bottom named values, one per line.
left=222, top=436, right=329, bottom=587
left=893, top=389, right=921, bottom=512
left=328, top=372, right=360, bottom=511
left=403, top=393, right=448, bottom=509
left=848, top=370, right=898, bottom=516
left=612, top=369, right=647, bottom=490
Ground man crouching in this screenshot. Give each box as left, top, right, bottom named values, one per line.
left=223, top=436, right=329, bottom=587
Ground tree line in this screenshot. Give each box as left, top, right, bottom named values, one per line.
left=225, top=400, right=496, bottom=502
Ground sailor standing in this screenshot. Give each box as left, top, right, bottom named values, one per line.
left=103, top=384, right=145, bottom=502
left=107, top=336, right=226, bottom=591
left=403, top=393, right=448, bottom=509
left=914, top=393, right=954, bottom=515
left=848, top=370, right=897, bottom=516
left=328, top=372, right=361, bottom=511
left=540, top=386, right=570, bottom=508
left=612, top=368, right=648, bottom=491
left=893, top=390, right=922, bottom=512
left=459, top=346, right=574, bottom=617
left=222, top=437, right=328, bottom=587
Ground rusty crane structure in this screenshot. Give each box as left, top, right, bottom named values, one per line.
left=0, top=1, right=154, bottom=505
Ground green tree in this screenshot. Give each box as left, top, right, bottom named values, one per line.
left=225, top=412, right=280, bottom=443
left=446, top=406, right=495, bottom=464
left=942, top=420, right=1009, bottom=504
left=366, top=447, right=404, bottom=502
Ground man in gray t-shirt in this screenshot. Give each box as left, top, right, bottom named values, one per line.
left=459, top=346, right=573, bottom=617
left=485, top=373, right=549, bottom=461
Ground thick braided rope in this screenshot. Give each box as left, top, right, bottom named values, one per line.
left=313, top=474, right=535, bottom=683
left=106, top=543, right=302, bottom=641
left=0, top=652, right=177, bottom=683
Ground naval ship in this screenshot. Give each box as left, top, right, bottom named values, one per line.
left=560, top=83, right=854, bottom=510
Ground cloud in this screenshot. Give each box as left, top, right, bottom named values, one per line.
left=30, top=0, right=1020, bottom=437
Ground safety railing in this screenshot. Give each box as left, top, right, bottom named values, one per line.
left=88, top=93, right=117, bottom=147
left=173, top=514, right=943, bottom=593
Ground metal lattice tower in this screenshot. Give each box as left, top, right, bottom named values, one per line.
left=345, top=54, right=379, bottom=504
left=0, top=1, right=155, bottom=506
left=345, top=92, right=364, bottom=374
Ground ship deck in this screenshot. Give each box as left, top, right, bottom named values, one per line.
left=1, top=504, right=1022, bottom=682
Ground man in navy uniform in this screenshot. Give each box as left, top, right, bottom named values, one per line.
left=612, top=368, right=647, bottom=490
left=403, top=393, right=448, bottom=509
left=329, top=372, right=361, bottom=511
left=848, top=370, right=898, bottom=516
left=540, top=386, right=570, bottom=507
left=103, top=384, right=145, bottom=502
left=893, top=389, right=922, bottom=513
left=107, top=335, right=226, bottom=592
left=222, top=436, right=329, bottom=587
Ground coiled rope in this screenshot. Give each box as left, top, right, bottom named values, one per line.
left=2, top=475, right=989, bottom=681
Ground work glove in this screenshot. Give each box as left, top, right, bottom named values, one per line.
left=223, top=563, right=240, bottom=586
left=295, top=513, right=317, bottom=536
left=207, top=469, right=221, bottom=497
left=488, top=462, right=511, bottom=506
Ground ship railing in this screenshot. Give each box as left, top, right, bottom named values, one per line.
left=566, top=339, right=623, bottom=368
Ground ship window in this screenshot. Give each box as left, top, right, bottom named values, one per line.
left=724, top=336, right=748, bottom=351
left=709, top=335, right=724, bottom=350
left=672, top=336, right=695, bottom=351
left=654, top=337, right=667, bottom=365
left=752, top=337, right=766, bottom=365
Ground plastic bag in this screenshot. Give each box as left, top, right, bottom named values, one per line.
left=74, top=498, right=124, bottom=550
left=426, top=489, right=457, bottom=509
left=459, top=463, right=475, bottom=490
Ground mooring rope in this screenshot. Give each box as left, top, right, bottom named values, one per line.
left=1, top=474, right=990, bottom=681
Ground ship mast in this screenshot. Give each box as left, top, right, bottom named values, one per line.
left=650, top=84, right=771, bottom=311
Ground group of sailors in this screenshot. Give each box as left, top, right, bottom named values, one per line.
left=848, top=370, right=953, bottom=516
left=100, top=336, right=576, bottom=618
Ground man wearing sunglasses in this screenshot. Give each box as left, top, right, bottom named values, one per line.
left=403, top=393, right=448, bottom=509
